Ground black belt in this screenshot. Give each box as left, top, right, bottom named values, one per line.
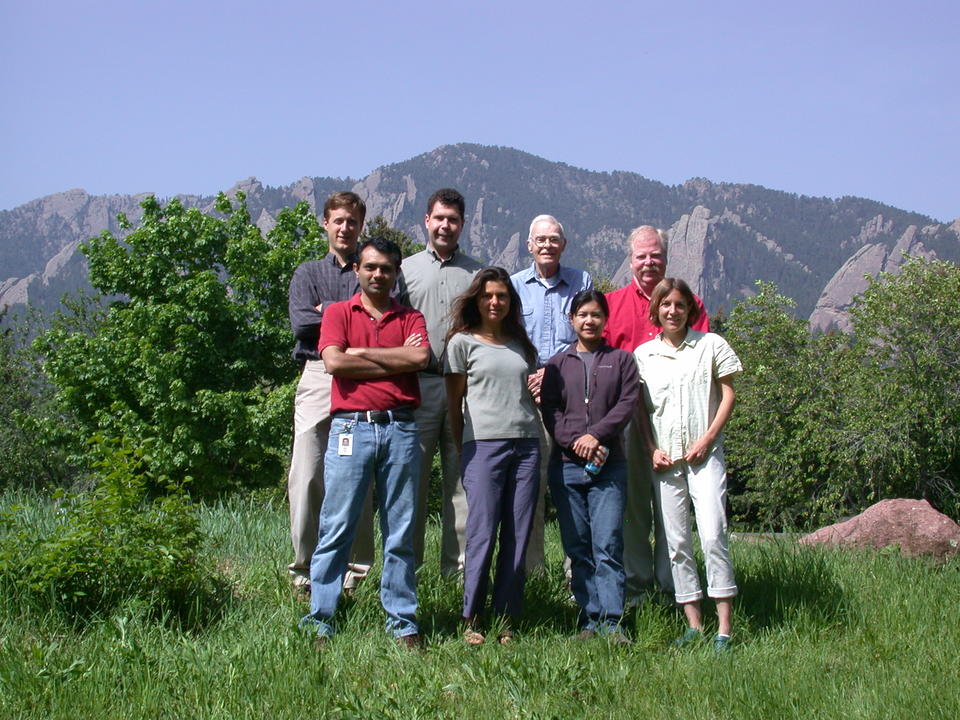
left=332, top=408, right=415, bottom=424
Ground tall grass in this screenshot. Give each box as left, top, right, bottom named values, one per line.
left=1, top=493, right=957, bottom=719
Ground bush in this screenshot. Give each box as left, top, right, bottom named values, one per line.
left=35, top=193, right=324, bottom=496
left=725, top=259, right=960, bottom=528
left=0, top=436, right=224, bottom=620
left=0, top=311, right=83, bottom=490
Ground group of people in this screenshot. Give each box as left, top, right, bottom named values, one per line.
left=288, top=189, right=742, bottom=652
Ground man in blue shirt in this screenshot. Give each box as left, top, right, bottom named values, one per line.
left=511, top=214, right=592, bottom=570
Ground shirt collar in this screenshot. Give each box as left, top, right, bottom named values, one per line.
left=428, top=245, right=459, bottom=264
left=563, top=340, right=610, bottom=358
left=348, top=293, right=402, bottom=318
left=654, top=329, right=701, bottom=350
left=522, top=263, right=567, bottom=286
left=631, top=276, right=654, bottom=300
left=326, top=252, right=356, bottom=272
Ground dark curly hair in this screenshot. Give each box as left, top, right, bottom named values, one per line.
left=445, top=266, right=536, bottom=364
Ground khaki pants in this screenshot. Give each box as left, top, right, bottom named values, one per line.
left=413, top=374, right=468, bottom=575
left=623, top=420, right=674, bottom=600
left=287, top=360, right=374, bottom=588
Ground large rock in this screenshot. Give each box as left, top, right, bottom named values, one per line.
left=799, top=499, right=960, bottom=559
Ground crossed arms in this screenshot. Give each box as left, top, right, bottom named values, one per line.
left=321, top=332, right=429, bottom=378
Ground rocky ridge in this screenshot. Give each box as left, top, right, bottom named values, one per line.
left=2, top=144, right=958, bottom=326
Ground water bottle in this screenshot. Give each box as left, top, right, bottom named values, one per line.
left=585, top=445, right=609, bottom=475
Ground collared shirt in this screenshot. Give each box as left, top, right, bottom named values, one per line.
left=634, top=329, right=742, bottom=460
left=604, top=281, right=710, bottom=353
left=510, top=264, right=593, bottom=367
left=318, top=294, right=428, bottom=413
left=288, top=253, right=359, bottom=362
left=397, top=246, right=483, bottom=369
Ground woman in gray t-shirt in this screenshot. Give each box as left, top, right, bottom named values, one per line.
left=444, top=267, right=540, bottom=645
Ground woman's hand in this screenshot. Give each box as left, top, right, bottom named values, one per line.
left=527, top=368, right=544, bottom=404
left=571, top=433, right=600, bottom=461
left=651, top=448, right=674, bottom=472
left=683, top=436, right=712, bottom=466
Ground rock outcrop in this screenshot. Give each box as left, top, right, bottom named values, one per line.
left=799, top=499, right=960, bottom=559
left=809, top=221, right=936, bottom=333
left=2, top=144, right=957, bottom=327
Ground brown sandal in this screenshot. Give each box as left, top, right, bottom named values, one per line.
left=463, top=628, right=485, bottom=646
left=497, top=630, right=515, bottom=645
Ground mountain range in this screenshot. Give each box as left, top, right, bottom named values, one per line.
left=2, top=143, right=958, bottom=331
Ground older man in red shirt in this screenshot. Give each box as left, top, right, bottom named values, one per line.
left=604, top=226, right=710, bottom=606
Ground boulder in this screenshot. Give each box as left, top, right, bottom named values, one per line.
left=800, top=499, right=960, bottom=559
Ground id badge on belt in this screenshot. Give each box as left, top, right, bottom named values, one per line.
left=338, top=433, right=353, bottom=456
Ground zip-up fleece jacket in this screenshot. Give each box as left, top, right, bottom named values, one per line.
left=541, top=342, right=641, bottom=466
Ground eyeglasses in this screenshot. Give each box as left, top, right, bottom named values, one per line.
left=532, top=235, right=563, bottom=247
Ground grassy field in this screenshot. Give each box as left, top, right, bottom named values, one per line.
left=1, top=493, right=958, bottom=719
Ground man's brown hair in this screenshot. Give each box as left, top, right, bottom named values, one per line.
left=323, top=191, right=366, bottom=222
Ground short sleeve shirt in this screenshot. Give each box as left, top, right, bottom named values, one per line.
left=634, top=330, right=742, bottom=459
left=444, top=333, right=539, bottom=443
left=319, top=294, right=428, bottom=413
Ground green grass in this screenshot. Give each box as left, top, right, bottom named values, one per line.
left=1, top=493, right=958, bottom=719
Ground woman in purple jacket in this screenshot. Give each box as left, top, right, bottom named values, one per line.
left=541, top=289, right=640, bottom=642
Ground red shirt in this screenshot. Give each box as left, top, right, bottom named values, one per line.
left=318, top=294, right=428, bottom=412
left=603, top=281, right=710, bottom=352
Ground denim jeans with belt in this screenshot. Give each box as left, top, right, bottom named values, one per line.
left=550, top=459, right=627, bottom=632
left=302, top=415, right=420, bottom=639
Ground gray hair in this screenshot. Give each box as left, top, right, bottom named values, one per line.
left=528, top=214, right=566, bottom=241
left=627, top=225, right=669, bottom=255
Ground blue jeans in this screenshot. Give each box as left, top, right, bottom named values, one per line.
left=549, top=459, right=627, bottom=632
left=301, top=416, right=420, bottom=639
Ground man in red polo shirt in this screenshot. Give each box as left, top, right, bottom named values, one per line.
left=604, top=226, right=710, bottom=606
left=301, top=237, right=430, bottom=649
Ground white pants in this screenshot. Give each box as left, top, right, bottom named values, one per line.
left=658, top=445, right=737, bottom=603
left=287, top=360, right=374, bottom=588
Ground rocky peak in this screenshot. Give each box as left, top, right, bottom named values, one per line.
left=809, top=224, right=933, bottom=333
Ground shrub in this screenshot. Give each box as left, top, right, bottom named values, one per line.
left=0, top=311, right=83, bottom=490
left=0, top=436, right=224, bottom=620
left=35, top=193, right=324, bottom=496
left=724, top=259, right=960, bottom=528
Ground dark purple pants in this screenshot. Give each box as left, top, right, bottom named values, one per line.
left=460, top=438, right=541, bottom=619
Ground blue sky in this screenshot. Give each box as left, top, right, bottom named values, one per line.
left=2, top=1, right=957, bottom=220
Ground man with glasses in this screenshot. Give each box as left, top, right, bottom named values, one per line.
left=510, top=215, right=593, bottom=571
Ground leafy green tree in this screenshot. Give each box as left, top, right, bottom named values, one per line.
left=724, top=283, right=846, bottom=528
left=837, top=257, right=960, bottom=517
left=724, top=260, right=960, bottom=528
left=0, top=310, right=81, bottom=490
left=36, top=193, right=326, bottom=496
left=361, top=215, right=423, bottom=257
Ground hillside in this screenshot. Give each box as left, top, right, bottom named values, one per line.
left=2, top=144, right=957, bottom=327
